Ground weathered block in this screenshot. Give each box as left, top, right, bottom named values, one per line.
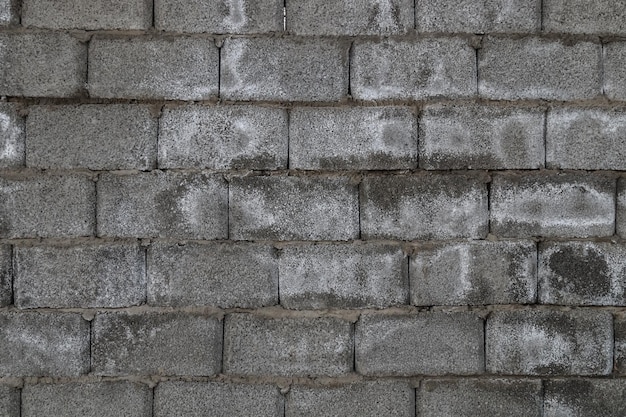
left=411, top=241, right=537, bottom=306
left=419, top=104, right=544, bottom=170
left=92, top=312, right=222, bottom=376
left=351, top=38, right=476, bottom=100
left=279, top=243, right=408, bottom=309
left=289, top=106, right=417, bottom=170
left=221, top=38, right=348, bottom=101
left=544, top=379, right=626, bottom=417
left=0, top=385, right=19, bottom=417
left=0, top=0, right=18, bottom=25
left=604, top=42, right=626, bottom=101
left=223, top=314, right=353, bottom=377
left=97, top=171, right=228, bottom=239
left=26, top=105, right=157, bottom=170
left=158, top=105, right=288, bottom=170
left=0, top=245, right=10, bottom=307
left=615, top=316, right=626, bottom=373
left=89, top=37, right=218, bottom=100
left=229, top=176, right=359, bottom=241
left=0, top=103, right=25, bottom=168
left=479, top=37, right=601, bottom=100
left=544, top=0, right=626, bottom=35
left=490, top=173, right=615, bottom=238
left=486, top=310, right=613, bottom=375
left=355, top=312, right=484, bottom=376
left=360, top=175, right=488, bottom=240
left=619, top=179, right=626, bottom=239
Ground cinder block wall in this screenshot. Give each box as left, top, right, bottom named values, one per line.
left=0, top=0, right=625, bottom=415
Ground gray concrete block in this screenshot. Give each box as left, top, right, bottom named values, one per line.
left=419, top=104, right=545, bottom=170
left=479, top=37, right=601, bottom=100
left=0, top=312, right=89, bottom=376
left=418, top=379, right=542, bottom=417
left=23, top=0, right=151, bottom=29
left=159, top=105, right=288, bottom=170
left=221, top=37, right=348, bottom=101
left=544, top=0, right=626, bottom=35
left=416, top=0, right=540, bottom=33
left=360, top=175, right=488, bottom=240
left=22, top=382, right=152, bottom=417
left=0, top=245, right=10, bottom=307
left=229, top=176, right=359, bottom=241
left=490, top=172, right=615, bottom=238
left=92, top=312, right=222, bottom=376
left=0, top=385, right=19, bottom=417
left=619, top=179, right=626, bottom=239
left=0, top=103, right=25, bottom=168
left=155, top=0, right=283, bottom=33
left=544, top=379, right=626, bottom=417
left=148, top=242, right=278, bottom=308
left=615, top=316, right=626, bottom=373
left=0, top=0, right=18, bottom=25
left=604, top=42, right=626, bottom=101
left=279, top=243, right=408, bottom=309
left=0, top=32, right=86, bottom=97
left=15, top=242, right=146, bottom=309
left=287, top=0, right=414, bottom=35
left=486, top=310, right=613, bottom=375
left=97, top=171, right=228, bottom=239
left=154, top=381, right=283, bottom=417
left=286, top=381, right=414, bottom=417
left=0, top=173, right=95, bottom=238
left=355, top=312, right=484, bottom=376
left=224, top=314, right=353, bottom=377
left=289, top=106, right=417, bottom=170
left=547, top=107, right=626, bottom=170
left=89, top=36, right=218, bottom=100
left=26, top=105, right=157, bottom=170
left=351, top=38, right=476, bottom=100
left=411, top=241, right=537, bottom=306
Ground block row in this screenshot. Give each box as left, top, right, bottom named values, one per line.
left=2, top=34, right=626, bottom=101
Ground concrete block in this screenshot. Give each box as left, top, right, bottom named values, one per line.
left=224, top=314, right=353, bottom=377
left=89, top=36, right=218, bottom=100
left=154, top=381, right=283, bottom=417
left=360, top=175, right=488, bottom=240
left=148, top=242, right=277, bottom=308
left=0, top=173, right=95, bottom=238
left=155, top=0, right=283, bottom=33
left=159, top=105, right=288, bottom=170
left=351, top=38, right=476, bottom=100
left=615, top=316, right=626, bottom=373
left=15, top=242, right=146, bottom=309
left=547, top=107, right=626, bottom=170
left=23, top=0, right=151, bottom=29
left=604, top=42, right=626, bottom=101
left=286, top=381, right=414, bottom=417
left=411, top=241, right=537, bottom=306
left=0, top=312, right=89, bottom=376
left=26, top=105, right=157, bottom=170
left=287, top=0, right=414, bottom=35
left=479, top=37, right=601, bottom=100
left=22, top=382, right=152, bottom=417
left=544, top=379, right=626, bottom=417
left=619, top=179, right=626, bottom=239
left=289, top=106, right=417, bottom=170
left=0, top=0, right=18, bottom=25
left=0, top=103, right=25, bottom=168
left=97, top=171, right=228, bottom=239
left=0, top=245, right=10, bottom=307
left=486, top=310, right=613, bottom=375
left=419, top=104, right=545, bottom=170
left=418, top=379, right=542, bottom=417
left=544, top=0, right=626, bottom=35
left=355, top=312, right=484, bottom=376
left=416, top=0, right=540, bottom=33
left=0, top=32, right=86, bottom=97
left=92, top=312, right=222, bottom=376
left=0, top=385, right=19, bottom=417
left=229, top=176, right=359, bottom=241
left=490, top=172, right=615, bottom=238
left=221, top=37, right=348, bottom=101
left=279, top=243, right=408, bottom=309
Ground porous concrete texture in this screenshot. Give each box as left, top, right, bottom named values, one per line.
left=351, top=38, right=476, bottom=100
left=223, top=314, right=353, bottom=377
left=355, top=312, right=484, bottom=376
left=0, top=102, right=25, bottom=168
left=544, top=379, right=626, bottom=417
left=0, top=0, right=18, bottom=25
left=360, top=174, right=488, bottom=240
left=0, top=385, right=19, bottom=417
left=411, top=240, right=537, bottom=306
left=543, top=0, right=626, bottom=35
left=615, top=316, right=626, bottom=373
left=619, top=179, right=626, bottom=238
left=279, top=243, right=408, bottom=309
left=289, top=106, right=417, bottom=170
left=0, top=245, right=10, bottom=307
left=158, top=105, right=288, bottom=170
left=604, top=42, right=626, bottom=101
left=490, top=172, right=616, bottom=238
left=26, top=105, right=158, bottom=170
left=486, top=309, right=613, bottom=375
left=92, top=312, right=222, bottom=376
left=419, top=103, right=545, bottom=170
